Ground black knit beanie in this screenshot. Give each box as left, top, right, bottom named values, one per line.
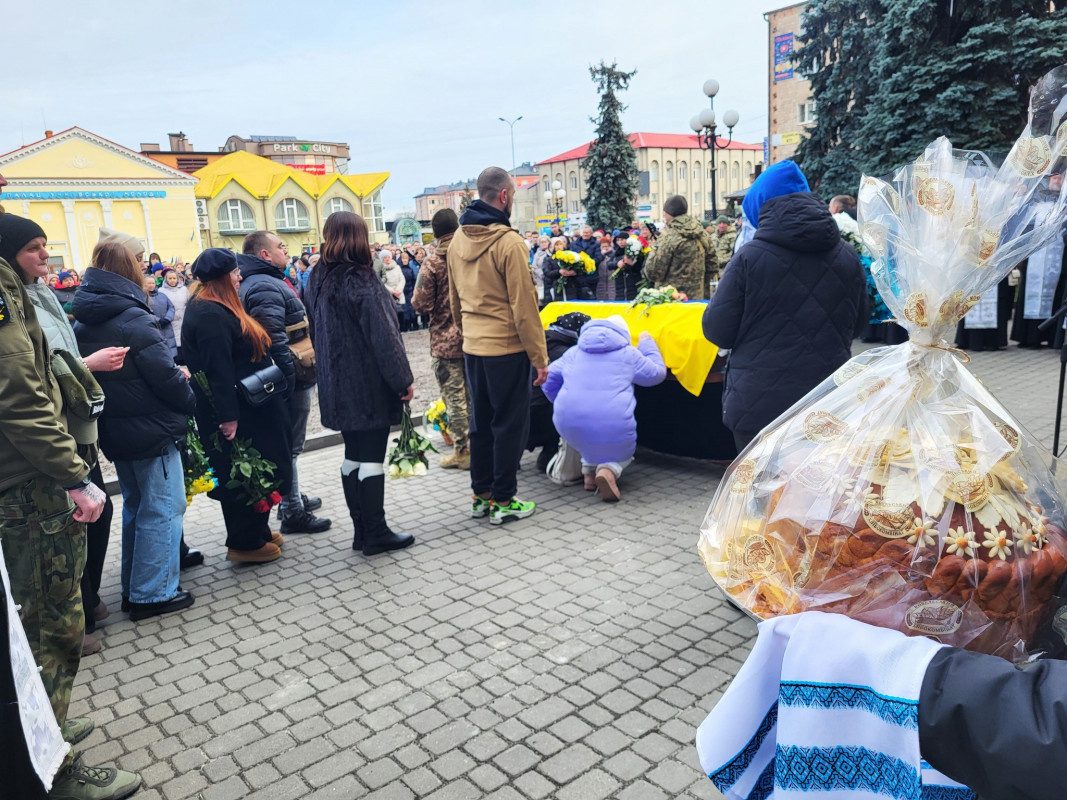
left=0, top=213, right=47, bottom=267
left=663, top=195, right=688, bottom=218
left=551, top=311, right=592, bottom=333
left=432, top=208, right=459, bottom=239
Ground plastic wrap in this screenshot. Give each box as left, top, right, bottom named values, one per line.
left=699, top=67, right=1067, bottom=660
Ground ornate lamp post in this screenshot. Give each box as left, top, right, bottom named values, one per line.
left=499, top=116, right=523, bottom=171
left=544, top=180, right=566, bottom=224
left=690, top=79, right=740, bottom=219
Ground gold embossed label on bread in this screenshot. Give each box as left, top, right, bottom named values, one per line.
left=730, top=459, right=757, bottom=495
left=793, top=459, right=836, bottom=490
left=977, top=228, right=1000, bottom=265
left=905, top=599, right=963, bottom=635
left=948, top=469, right=994, bottom=511
left=916, top=177, right=955, bottom=215
left=863, top=496, right=915, bottom=538
left=833, top=361, right=869, bottom=386
left=803, top=411, right=849, bottom=443
left=1008, top=136, right=1052, bottom=178
left=995, top=422, right=1021, bottom=456
left=741, top=534, right=776, bottom=573
left=903, top=292, right=929, bottom=327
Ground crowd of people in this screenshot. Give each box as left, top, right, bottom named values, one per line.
left=3, top=150, right=1067, bottom=799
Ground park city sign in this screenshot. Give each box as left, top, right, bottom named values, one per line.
left=272, top=143, right=333, bottom=154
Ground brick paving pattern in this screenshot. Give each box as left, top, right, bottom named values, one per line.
left=69, top=342, right=1065, bottom=798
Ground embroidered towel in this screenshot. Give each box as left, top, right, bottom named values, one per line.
left=696, top=612, right=975, bottom=800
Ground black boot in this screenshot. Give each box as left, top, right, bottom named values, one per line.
left=341, top=470, right=363, bottom=551
left=359, top=474, right=414, bottom=556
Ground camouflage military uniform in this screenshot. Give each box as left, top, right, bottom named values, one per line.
left=642, top=214, right=718, bottom=300
left=0, top=254, right=90, bottom=736
left=0, top=478, right=86, bottom=725
left=711, top=228, right=737, bottom=276
left=431, top=356, right=470, bottom=452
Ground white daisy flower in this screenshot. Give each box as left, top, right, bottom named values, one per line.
left=906, top=518, right=937, bottom=547
left=982, top=528, right=1013, bottom=561
left=944, top=527, right=977, bottom=557
left=1014, top=525, right=1040, bottom=555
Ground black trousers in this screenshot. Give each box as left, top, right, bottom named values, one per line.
left=465, top=352, right=532, bottom=503
left=81, top=460, right=112, bottom=632
left=341, top=428, right=389, bottom=463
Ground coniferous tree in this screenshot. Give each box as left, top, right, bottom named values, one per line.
left=793, top=0, right=883, bottom=196
left=796, top=0, right=1067, bottom=196
left=459, top=182, right=474, bottom=212
left=584, top=61, right=640, bottom=231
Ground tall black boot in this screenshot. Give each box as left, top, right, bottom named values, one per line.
left=341, top=470, right=363, bottom=551
left=359, top=474, right=414, bottom=556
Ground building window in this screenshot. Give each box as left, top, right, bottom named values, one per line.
left=679, top=164, right=687, bottom=181
left=324, top=197, right=353, bottom=218
left=275, top=198, right=311, bottom=231
left=217, top=198, right=256, bottom=234
left=651, top=194, right=658, bottom=206
left=708, top=191, right=714, bottom=203
left=708, top=167, right=714, bottom=180
left=365, top=190, right=384, bottom=232
left=720, top=160, right=728, bottom=191
left=732, top=164, right=740, bottom=183
left=570, top=200, right=579, bottom=213
left=693, top=192, right=700, bottom=205
left=649, top=161, right=659, bottom=182
left=569, top=171, right=578, bottom=190
left=798, top=99, right=817, bottom=124
left=665, top=162, right=673, bottom=185
left=745, top=161, right=753, bottom=183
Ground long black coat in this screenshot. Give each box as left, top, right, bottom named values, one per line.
left=305, top=262, right=413, bottom=432
left=238, top=254, right=304, bottom=393
left=72, top=267, right=195, bottom=462
left=702, top=192, right=866, bottom=434
left=180, top=297, right=292, bottom=502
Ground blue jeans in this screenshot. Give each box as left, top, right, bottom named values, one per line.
left=114, top=441, right=185, bottom=603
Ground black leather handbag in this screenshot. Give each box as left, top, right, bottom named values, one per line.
left=237, top=363, right=287, bottom=406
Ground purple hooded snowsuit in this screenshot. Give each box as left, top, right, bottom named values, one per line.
left=542, top=319, right=667, bottom=465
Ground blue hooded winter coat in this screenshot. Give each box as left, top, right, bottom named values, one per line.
left=542, top=318, right=667, bottom=464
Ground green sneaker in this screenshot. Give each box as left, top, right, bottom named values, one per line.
left=49, top=757, right=141, bottom=800
left=61, top=717, right=94, bottom=745
left=471, top=495, right=492, bottom=518
left=489, top=497, right=536, bottom=525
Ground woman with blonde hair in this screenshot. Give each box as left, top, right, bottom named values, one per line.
left=181, top=248, right=292, bottom=563
left=73, top=241, right=196, bottom=620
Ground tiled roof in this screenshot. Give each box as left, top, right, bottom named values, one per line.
left=536, top=132, right=762, bottom=165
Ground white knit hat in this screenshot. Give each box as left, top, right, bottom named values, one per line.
left=97, top=227, right=145, bottom=260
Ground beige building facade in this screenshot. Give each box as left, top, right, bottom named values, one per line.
left=766, top=2, right=814, bottom=164
left=536, top=133, right=763, bottom=228
left=223, top=135, right=351, bottom=176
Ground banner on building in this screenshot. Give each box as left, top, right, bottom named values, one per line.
left=285, top=163, right=327, bottom=175
left=774, top=32, right=794, bottom=82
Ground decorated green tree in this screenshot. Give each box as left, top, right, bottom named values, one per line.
left=796, top=0, right=1067, bottom=196
left=459, top=182, right=475, bottom=212
left=584, top=61, right=640, bottom=231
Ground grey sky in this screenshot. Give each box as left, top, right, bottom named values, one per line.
left=3, top=0, right=788, bottom=215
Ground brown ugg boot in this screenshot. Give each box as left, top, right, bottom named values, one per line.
left=440, top=448, right=471, bottom=470
left=595, top=468, right=621, bottom=502
left=226, top=542, right=282, bottom=563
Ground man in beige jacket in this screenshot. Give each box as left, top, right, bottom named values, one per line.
left=448, top=167, right=549, bottom=525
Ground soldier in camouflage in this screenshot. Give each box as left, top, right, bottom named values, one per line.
left=710, top=215, right=738, bottom=278
left=0, top=183, right=140, bottom=798
left=643, top=195, right=718, bottom=300
left=411, top=208, right=470, bottom=469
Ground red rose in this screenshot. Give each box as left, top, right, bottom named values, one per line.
left=253, top=499, right=269, bottom=513
left=269, top=491, right=282, bottom=505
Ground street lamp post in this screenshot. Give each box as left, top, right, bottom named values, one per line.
left=543, top=180, right=566, bottom=225
left=498, top=115, right=523, bottom=171
left=690, top=79, right=740, bottom=219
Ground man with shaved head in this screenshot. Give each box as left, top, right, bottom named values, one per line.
left=448, top=167, right=549, bottom=526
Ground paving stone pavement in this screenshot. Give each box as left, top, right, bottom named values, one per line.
left=69, top=342, right=1067, bottom=799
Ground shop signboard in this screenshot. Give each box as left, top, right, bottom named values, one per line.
left=774, top=32, right=794, bottom=82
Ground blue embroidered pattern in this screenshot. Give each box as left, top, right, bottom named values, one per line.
left=780, top=681, right=919, bottom=730
left=748, top=760, right=776, bottom=800
left=776, top=745, right=921, bottom=800
left=709, top=701, right=778, bottom=792
left=922, top=786, right=976, bottom=800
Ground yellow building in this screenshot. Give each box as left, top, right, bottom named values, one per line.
left=193, top=152, right=390, bottom=251
left=0, top=127, right=202, bottom=270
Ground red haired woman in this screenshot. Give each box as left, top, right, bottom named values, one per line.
left=181, top=248, right=292, bottom=563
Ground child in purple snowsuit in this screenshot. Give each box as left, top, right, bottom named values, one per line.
left=542, top=315, right=667, bottom=501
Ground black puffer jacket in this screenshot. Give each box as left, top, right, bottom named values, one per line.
left=72, top=267, right=195, bottom=462
left=702, top=192, right=865, bottom=434
left=237, top=254, right=304, bottom=392
left=305, top=262, right=413, bottom=432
